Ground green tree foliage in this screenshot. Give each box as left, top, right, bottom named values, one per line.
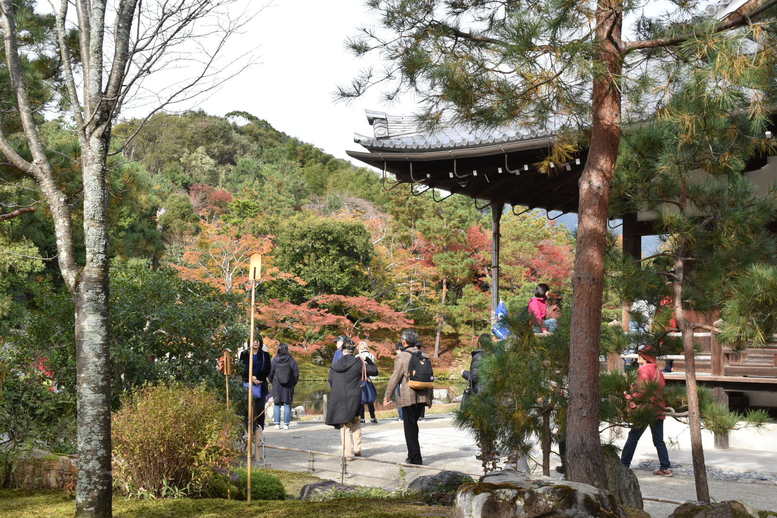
left=719, top=264, right=777, bottom=346
left=10, top=260, right=244, bottom=413
left=612, top=51, right=777, bottom=500
left=457, top=306, right=569, bottom=474
left=0, top=232, right=43, bottom=320
left=274, top=217, right=374, bottom=297
left=0, top=342, right=76, bottom=463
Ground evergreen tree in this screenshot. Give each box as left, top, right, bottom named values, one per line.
left=344, top=0, right=777, bottom=488
left=613, top=60, right=777, bottom=500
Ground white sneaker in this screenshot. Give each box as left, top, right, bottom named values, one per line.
left=275, top=423, right=282, bottom=430
left=281, top=423, right=289, bottom=430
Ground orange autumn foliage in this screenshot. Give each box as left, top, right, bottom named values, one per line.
left=173, top=221, right=302, bottom=294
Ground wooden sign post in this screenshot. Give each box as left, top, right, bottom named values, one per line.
left=222, top=349, right=233, bottom=408
left=246, top=253, right=262, bottom=503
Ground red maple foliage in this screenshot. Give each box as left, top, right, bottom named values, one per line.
left=254, top=300, right=348, bottom=355
left=255, top=295, right=413, bottom=358
left=523, top=240, right=574, bottom=286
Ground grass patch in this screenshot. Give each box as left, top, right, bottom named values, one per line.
left=0, top=489, right=449, bottom=518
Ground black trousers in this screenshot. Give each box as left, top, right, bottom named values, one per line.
left=244, top=395, right=266, bottom=432
left=402, top=403, right=425, bottom=464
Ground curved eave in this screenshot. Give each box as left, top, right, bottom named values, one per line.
left=348, top=134, right=555, bottom=162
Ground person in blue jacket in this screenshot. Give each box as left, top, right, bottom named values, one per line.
left=331, top=335, right=352, bottom=365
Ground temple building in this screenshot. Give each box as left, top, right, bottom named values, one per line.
left=347, top=110, right=777, bottom=421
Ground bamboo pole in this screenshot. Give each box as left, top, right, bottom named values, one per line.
left=246, top=254, right=262, bottom=503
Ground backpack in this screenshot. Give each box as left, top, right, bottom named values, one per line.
left=407, top=350, right=434, bottom=390
left=275, top=360, right=292, bottom=386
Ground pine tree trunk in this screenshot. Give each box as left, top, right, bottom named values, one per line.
left=75, top=136, right=112, bottom=518
left=541, top=411, right=551, bottom=477
left=673, top=258, right=710, bottom=503
left=434, top=278, right=447, bottom=358
left=566, top=0, right=623, bottom=490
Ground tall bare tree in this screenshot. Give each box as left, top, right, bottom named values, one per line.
left=344, top=0, right=777, bottom=489
left=0, top=1, right=251, bottom=516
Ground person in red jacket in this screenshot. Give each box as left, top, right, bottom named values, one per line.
left=620, top=345, right=673, bottom=476
left=528, top=283, right=558, bottom=334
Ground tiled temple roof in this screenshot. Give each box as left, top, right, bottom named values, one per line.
left=354, top=110, right=553, bottom=152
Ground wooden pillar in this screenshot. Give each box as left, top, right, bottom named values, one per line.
left=713, top=387, right=730, bottom=449
left=611, top=214, right=641, bottom=372
left=711, top=333, right=723, bottom=376
left=491, top=203, right=504, bottom=325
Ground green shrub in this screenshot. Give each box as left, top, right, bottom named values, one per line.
left=231, top=468, right=286, bottom=500
left=112, top=383, right=240, bottom=497
left=200, top=472, right=241, bottom=500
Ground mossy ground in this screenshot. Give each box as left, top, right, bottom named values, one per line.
left=0, top=468, right=449, bottom=518
left=0, top=489, right=449, bottom=518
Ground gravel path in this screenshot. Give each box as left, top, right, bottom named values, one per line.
left=259, top=415, right=777, bottom=516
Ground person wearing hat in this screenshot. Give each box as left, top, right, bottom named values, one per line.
left=357, top=341, right=378, bottom=424
left=326, top=338, right=378, bottom=458
left=331, top=335, right=352, bottom=366
left=620, top=345, right=673, bottom=476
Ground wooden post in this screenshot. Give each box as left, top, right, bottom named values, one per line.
left=713, top=387, right=730, bottom=449
left=612, top=214, right=641, bottom=372
left=541, top=411, right=551, bottom=476
left=490, top=203, right=504, bottom=325
left=246, top=253, right=262, bottom=502
left=711, top=333, right=723, bottom=376
left=222, top=349, right=233, bottom=409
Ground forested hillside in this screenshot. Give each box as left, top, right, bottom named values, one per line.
left=0, top=110, right=573, bottom=449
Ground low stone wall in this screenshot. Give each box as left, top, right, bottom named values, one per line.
left=11, top=452, right=77, bottom=491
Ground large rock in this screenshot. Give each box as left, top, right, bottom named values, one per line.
left=668, top=501, right=760, bottom=518
left=603, top=446, right=643, bottom=510
left=408, top=470, right=474, bottom=505
left=454, top=478, right=626, bottom=518
left=299, top=480, right=359, bottom=501
left=11, top=449, right=77, bottom=491
left=481, top=468, right=531, bottom=484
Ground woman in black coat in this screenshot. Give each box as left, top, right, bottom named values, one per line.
left=240, top=338, right=272, bottom=431
left=268, top=343, right=299, bottom=430
left=325, top=342, right=377, bottom=457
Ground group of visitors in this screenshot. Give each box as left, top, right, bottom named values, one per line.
left=239, top=337, right=300, bottom=431
left=236, top=282, right=672, bottom=476
left=325, top=328, right=433, bottom=465
left=238, top=329, right=434, bottom=466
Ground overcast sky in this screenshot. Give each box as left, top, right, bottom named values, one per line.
left=183, top=0, right=414, bottom=163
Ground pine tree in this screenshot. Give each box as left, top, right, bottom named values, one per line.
left=613, top=55, right=777, bottom=500
left=344, top=0, right=777, bottom=488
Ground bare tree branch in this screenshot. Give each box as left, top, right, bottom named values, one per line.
left=53, top=0, right=86, bottom=131
left=0, top=206, right=34, bottom=221
left=624, top=0, right=777, bottom=52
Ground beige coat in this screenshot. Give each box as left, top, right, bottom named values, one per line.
left=385, top=346, right=432, bottom=408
